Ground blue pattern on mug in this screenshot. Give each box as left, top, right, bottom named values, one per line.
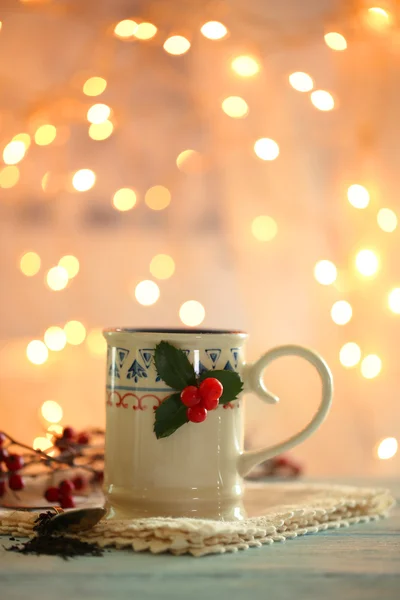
left=116, top=347, right=130, bottom=368
left=127, top=359, right=148, bottom=383
left=139, top=349, right=155, bottom=369
left=108, top=362, right=120, bottom=379
left=230, top=348, right=240, bottom=368
left=224, top=360, right=235, bottom=372
left=205, top=349, right=221, bottom=368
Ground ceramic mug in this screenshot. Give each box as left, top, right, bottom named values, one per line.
left=103, top=328, right=333, bottom=520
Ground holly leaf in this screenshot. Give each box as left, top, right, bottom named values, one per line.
left=154, top=393, right=189, bottom=439
left=154, top=341, right=196, bottom=390
left=199, top=370, right=243, bottom=404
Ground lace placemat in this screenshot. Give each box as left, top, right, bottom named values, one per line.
left=0, top=483, right=395, bottom=557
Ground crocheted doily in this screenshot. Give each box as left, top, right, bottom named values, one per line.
left=0, top=483, right=395, bottom=557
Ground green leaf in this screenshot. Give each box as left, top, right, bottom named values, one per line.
left=154, top=341, right=196, bottom=390
left=199, top=370, right=243, bottom=405
left=154, top=393, right=189, bottom=439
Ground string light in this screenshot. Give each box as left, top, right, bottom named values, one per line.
left=176, top=149, right=203, bottom=173
left=87, top=104, right=111, bottom=124
left=64, top=320, right=87, bottom=345
left=231, top=55, right=260, bottom=77
left=86, top=328, right=107, bottom=355
left=114, top=19, right=137, bottom=39
left=72, top=169, right=96, bottom=192
left=365, top=7, right=391, bottom=30
left=355, top=249, right=379, bottom=277
left=361, top=354, right=382, bottom=379
left=251, top=216, right=278, bottom=242
left=339, top=342, right=361, bottom=367
left=13, top=133, right=31, bottom=149
left=58, top=255, right=80, bottom=279
left=377, top=437, right=398, bottom=460
left=0, top=166, right=20, bottom=188
left=179, top=300, right=205, bottom=326
left=134, top=280, right=160, bottom=305
left=324, top=32, right=347, bottom=51
left=34, top=124, right=57, bottom=145
left=134, top=22, right=157, bottom=40
left=41, top=400, right=63, bottom=423
left=388, top=288, right=400, bottom=314
left=83, top=76, right=107, bottom=96
left=20, top=251, right=41, bottom=276
left=314, top=260, right=337, bottom=285
left=176, top=149, right=194, bottom=168
left=254, top=138, right=279, bottom=160
left=377, top=208, right=397, bottom=232
left=310, top=90, right=335, bottom=111
left=89, top=121, right=114, bottom=140
left=221, top=96, right=249, bottom=118
left=347, top=184, right=370, bottom=209
left=3, top=140, right=26, bottom=164
left=44, top=326, right=67, bottom=351
left=149, top=254, right=175, bottom=279
left=46, top=266, right=69, bottom=291
left=288, top=72, right=313, bottom=92
left=46, top=424, right=63, bottom=439
left=112, top=188, right=137, bottom=211
left=200, top=21, right=228, bottom=40
left=163, top=36, right=191, bottom=55
left=41, top=172, right=50, bottom=191
left=331, top=300, right=352, bottom=325
left=26, top=340, right=48, bottom=365
left=145, top=185, right=171, bottom=210
left=41, top=171, right=62, bottom=194
left=33, top=437, right=53, bottom=452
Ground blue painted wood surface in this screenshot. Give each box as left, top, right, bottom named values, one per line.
left=0, top=479, right=399, bottom=600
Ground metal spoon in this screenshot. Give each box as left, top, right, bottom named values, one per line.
left=46, top=507, right=107, bottom=534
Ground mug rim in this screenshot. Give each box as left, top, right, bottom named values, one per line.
left=103, top=327, right=247, bottom=337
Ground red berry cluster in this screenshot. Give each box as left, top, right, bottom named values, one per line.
left=44, top=475, right=87, bottom=509
left=180, top=378, right=223, bottom=423
left=0, top=432, right=25, bottom=496
left=56, top=427, right=91, bottom=448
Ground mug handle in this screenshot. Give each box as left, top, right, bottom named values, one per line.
left=237, top=345, right=333, bottom=477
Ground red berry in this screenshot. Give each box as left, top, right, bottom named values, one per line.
left=0, top=432, right=6, bottom=446
left=44, top=486, right=60, bottom=503
left=5, top=454, right=24, bottom=472
left=202, top=396, right=219, bottom=411
left=180, top=386, right=201, bottom=407
left=60, top=495, right=75, bottom=509
left=59, top=479, right=75, bottom=495
left=62, top=427, right=76, bottom=440
left=93, top=470, right=104, bottom=484
left=0, top=480, right=5, bottom=497
left=199, top=378, right=223, bottom=410
left=0, top=448, right=9, bottom=463
left=77, top=432, right=90, bottom=445
left=187, top=405, right=207, bottom=423
left=291, top=464, right=301, bottom=476
left=8, top=473, right=24, bottom=491
left=72, top=476, right=85, bottom=491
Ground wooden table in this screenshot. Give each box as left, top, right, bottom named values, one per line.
left=1, top=479, right=399, bottom=600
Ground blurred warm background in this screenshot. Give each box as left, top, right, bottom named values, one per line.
left=0, top=0, right=399, bottom=477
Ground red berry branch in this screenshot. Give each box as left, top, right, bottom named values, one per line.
left=0, top=427, right=104, bottom=509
